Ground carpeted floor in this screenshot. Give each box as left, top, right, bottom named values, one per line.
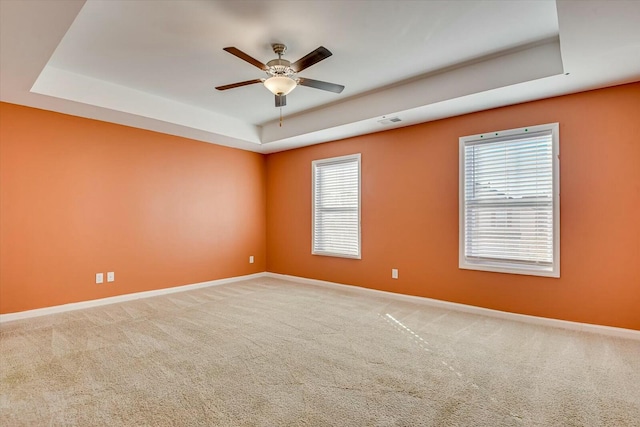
left=1, top=277, right=639, bottom=426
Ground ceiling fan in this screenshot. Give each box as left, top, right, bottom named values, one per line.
left=215, top=43, right=345, bottom=108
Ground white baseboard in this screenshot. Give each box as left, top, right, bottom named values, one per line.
left=0, top=272, right=267, bottom=323
left=265, top=272, right=640, bottom=341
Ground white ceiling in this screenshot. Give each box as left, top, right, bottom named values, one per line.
left=1, top=0, right=639, bottom=154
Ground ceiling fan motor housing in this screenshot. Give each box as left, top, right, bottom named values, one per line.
left=266, top=58, right=297, bottom=79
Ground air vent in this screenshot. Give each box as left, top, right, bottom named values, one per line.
left=377, top=117, right=402, bottom=125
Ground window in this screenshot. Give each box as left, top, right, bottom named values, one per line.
left=312, top=154, right=361, bottom=258
left=459, top=123, right=559, bottom=277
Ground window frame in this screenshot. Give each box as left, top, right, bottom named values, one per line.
left=459, top=123, right=560, bottom=278
left=312, top=153, right=362, bottom=259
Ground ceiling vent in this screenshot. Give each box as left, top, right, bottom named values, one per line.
left=378, top=117, right=402, bottom=125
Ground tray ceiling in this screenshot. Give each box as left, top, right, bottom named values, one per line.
left=1, top=0, right=639, bottom=153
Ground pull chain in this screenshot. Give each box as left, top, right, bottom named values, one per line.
left=279, top=107, right=283, bottom=127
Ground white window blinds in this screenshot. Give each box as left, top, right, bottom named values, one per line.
left=460, top=124, right=559, bottom=277
left=312, top=154, right=361, bottom=258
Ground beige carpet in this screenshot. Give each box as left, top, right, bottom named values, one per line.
left=1, top=277, right=639, bottom=426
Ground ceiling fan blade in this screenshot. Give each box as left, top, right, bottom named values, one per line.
left=291, top=46, right=332, bottom=72
left=215, top=79, right=263, bottom=91
left=223, top=47, right=268, bottom=71
left=275, top=94, right=286, bottom=107
left=298, top=78, right=345, bottom=94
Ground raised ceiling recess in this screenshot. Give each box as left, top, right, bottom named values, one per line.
left=1, top=1, right=639, bottom=153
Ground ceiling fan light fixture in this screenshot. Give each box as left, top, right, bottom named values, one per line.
left=264, top=76, right=297, bottom=96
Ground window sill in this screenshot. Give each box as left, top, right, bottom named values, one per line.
left=312, top=251, right=361, bottom=260
left=459, top=260, right=559, bottom=278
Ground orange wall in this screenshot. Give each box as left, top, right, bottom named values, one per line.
left=0, top=103, right=266, bottom=314
left=266, top=82, right=640, bottom=331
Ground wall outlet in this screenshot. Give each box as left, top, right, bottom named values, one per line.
left=392, top=268, right=399, bottom=279
left=249, top=256, right=254, bottom=264
left=107, top=272, right=115, bottom=282
left=96, top=273, right=104, bottom=284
